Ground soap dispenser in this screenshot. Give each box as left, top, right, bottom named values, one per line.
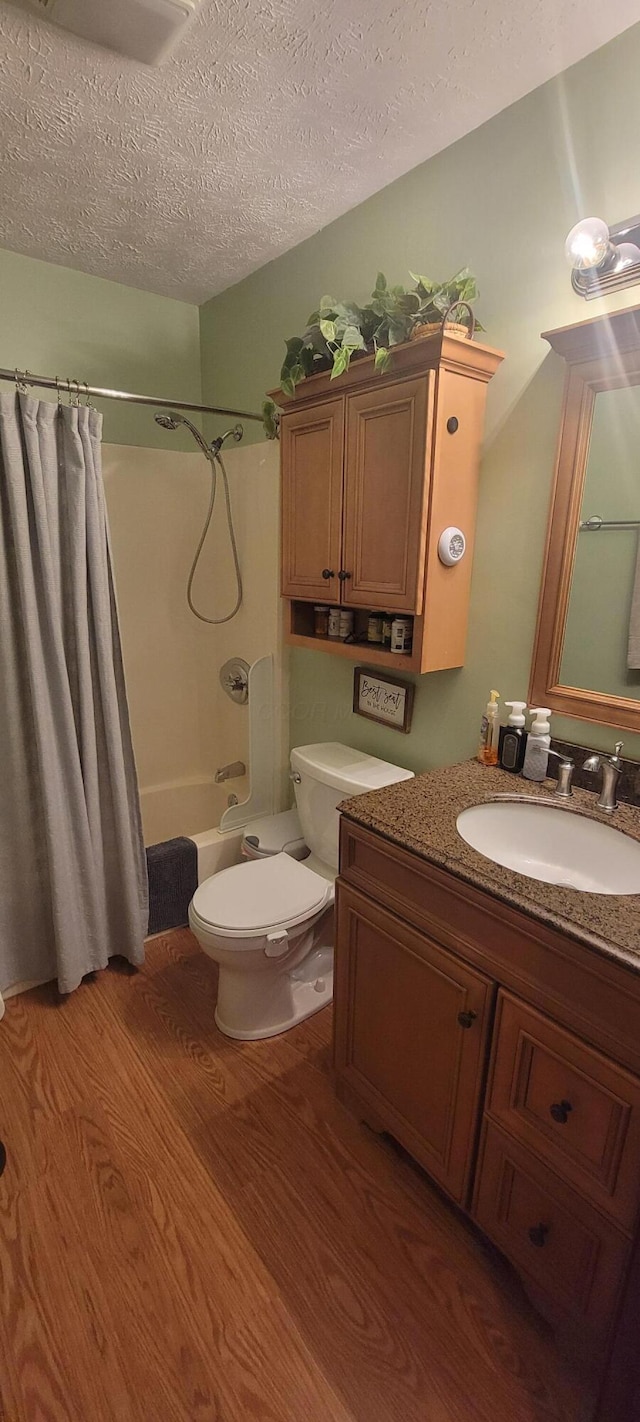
left=522, top=708, right=551, bottom=782
left=499, top=701, right=527, bottom=773
left=477, top=689, right=500, bottom=766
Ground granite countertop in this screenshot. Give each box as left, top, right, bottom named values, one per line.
left=339, top=759, right=640, bottom=974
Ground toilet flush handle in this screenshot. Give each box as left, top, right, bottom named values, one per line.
left=289, top=771, right=301, bottom=784
left=265, top=930, right=290, bottom=959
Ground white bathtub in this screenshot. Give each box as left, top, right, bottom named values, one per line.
left=140, top=776, right=232, bottom=845
left=140, top=775, right=246, bottom=885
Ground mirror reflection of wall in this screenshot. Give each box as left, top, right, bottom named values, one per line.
left=561, top=383, right=640, bottom=700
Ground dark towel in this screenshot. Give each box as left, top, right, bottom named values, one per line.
left=146, top=836, right=198, bottom=935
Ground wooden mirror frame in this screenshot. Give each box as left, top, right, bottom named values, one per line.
left=529, top=304, right=640, bottom=732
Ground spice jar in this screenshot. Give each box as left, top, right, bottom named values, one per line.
left=391, top=616, right=413, bottom=653
left=339, top=609, right=354, bottom=639
left=367, top=613, right=383, bottom=643
left=314, top=605, right=329, bottom=637
left=327, top=607, right=341, bottom=639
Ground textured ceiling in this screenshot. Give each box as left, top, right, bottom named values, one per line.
left=0, top=0, right=637, bottom=303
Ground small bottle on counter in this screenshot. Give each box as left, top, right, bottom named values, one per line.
left=391, top=617, right=413, bottom=653
left=498, top=701, right=528, bottom=773
left=522, top=708, right=551, bottom=781
left=477, top=689, right=500, bottom=766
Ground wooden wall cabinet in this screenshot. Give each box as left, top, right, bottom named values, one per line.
left=271, top=332, right=503, bottom=674
left=335, top=817, right=640, bottom=1420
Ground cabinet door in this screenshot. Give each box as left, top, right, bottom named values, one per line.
left=334, top=885, right=494, bottom=1203
left=487, top=992, right=640, bottom=1231
left=473, top=1122, right=629, bottom=1351
left=341, top=374, right=433, bottom=612
left=280, top=398, right=344, bottom=601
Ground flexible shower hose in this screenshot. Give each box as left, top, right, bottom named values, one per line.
left=187, top=447, right=243, bottom=623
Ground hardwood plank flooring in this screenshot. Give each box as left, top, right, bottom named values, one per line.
left=0, top=930, right=592, bottom=1422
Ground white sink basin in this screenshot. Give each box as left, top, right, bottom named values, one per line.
left=456, top=799, right=640, bottom=895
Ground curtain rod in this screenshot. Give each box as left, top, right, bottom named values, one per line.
left=580, top=516, right=640, bottom=531
left=0, top=366, right=263, bottom=423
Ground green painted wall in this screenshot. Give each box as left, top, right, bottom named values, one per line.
left=0, top=248, right=201, bottom=447
left=200, top=23, right=640, bottom=766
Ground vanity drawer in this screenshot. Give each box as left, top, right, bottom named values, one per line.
left=487, top=992, right=640, bottom=1231
left=473, top=1121, right=630, bottom=1348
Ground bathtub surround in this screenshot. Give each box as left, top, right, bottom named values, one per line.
left=103, top=439, right=285, bottom=847
left=199, top=21, right=640, bottom=764
left=0, top=396, right=147, bottom=996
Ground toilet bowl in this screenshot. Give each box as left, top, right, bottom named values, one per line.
left=189, top=742, right=414, bottom=1040
left=241, top=807, right=308, bottom=861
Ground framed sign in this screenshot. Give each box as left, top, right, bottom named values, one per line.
left=353, top=666, right=414, bottom=733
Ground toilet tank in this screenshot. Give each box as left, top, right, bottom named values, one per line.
left=290, top=742, right=414, bottom=869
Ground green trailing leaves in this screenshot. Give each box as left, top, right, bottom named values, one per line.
left=270, top=265, right=484, bottom=412
left=262, top=399, right=280, bottom=440
left=374, top=346, right=391, bottom=373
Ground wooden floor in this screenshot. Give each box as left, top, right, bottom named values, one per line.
left=0, top=929, right=593, bottom=1422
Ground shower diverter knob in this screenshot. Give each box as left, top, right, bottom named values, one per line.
left=219, top=657, right=250, bottom=703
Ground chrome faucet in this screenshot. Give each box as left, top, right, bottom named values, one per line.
left=545, top=749, right=575, bottom=798
left=214, top=760, right=246, bottom=783
left=582, top=742, right=624, bottom=812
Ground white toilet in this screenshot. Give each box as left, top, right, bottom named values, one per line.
left=188, top=742, right=414, bottom=1040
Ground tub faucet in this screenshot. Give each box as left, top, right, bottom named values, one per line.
left=214, top=760, right=246, bottom=783
left=582, top=742, right=624, bottom=812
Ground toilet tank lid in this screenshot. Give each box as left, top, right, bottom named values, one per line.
left=291, top=742, right=414, bottom=796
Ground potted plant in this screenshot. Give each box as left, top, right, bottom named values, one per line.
left=262, top=267, right=483, bottom=435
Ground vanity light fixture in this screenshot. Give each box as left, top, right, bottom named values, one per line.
left=565, top=215, right=640, bottom=299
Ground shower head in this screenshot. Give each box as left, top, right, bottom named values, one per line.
left=154, top=409, right=213, bottom=460
left=154, top=409, right=244, bottom=458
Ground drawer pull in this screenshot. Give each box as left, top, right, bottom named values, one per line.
left=528, top=1222, right=549, bottom=1249
left=457, top=1009, right=477, bottom=1029
left=550, top=1099, right=573, bottom=1124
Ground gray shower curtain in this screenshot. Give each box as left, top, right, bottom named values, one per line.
left=0, top=393, right=148, bottom=996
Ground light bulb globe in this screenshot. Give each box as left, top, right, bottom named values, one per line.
left=612, top=242, right=640, bottom=272
left=564, top=217, right=610, bottom=271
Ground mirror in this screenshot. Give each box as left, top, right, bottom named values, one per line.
left=530, top=306, right=640, bottom=731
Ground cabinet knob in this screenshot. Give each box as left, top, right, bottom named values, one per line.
left=338, top=570, right=352, bottom=581
left=321, top=568, right=335, bottom=579
left=550, top=1099, right=573, bottom=1124
left=457, top=1009, right=477, bottom=1029
left=528, top=1222, right=549, bottom=1249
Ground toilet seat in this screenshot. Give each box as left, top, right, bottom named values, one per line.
left=190, top=852, right=334, bottom=944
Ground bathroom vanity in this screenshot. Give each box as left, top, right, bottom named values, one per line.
left=334, top=762, right=640, bottom=1421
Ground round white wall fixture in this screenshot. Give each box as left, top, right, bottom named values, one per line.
left=438, top=527, right=466, bottom=566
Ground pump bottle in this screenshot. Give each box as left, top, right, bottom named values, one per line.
left=477, top=690, right=500, bottom=766
left=522, top=708, right=552, bottom=782
left=499, top=701, right=528, bottom=773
